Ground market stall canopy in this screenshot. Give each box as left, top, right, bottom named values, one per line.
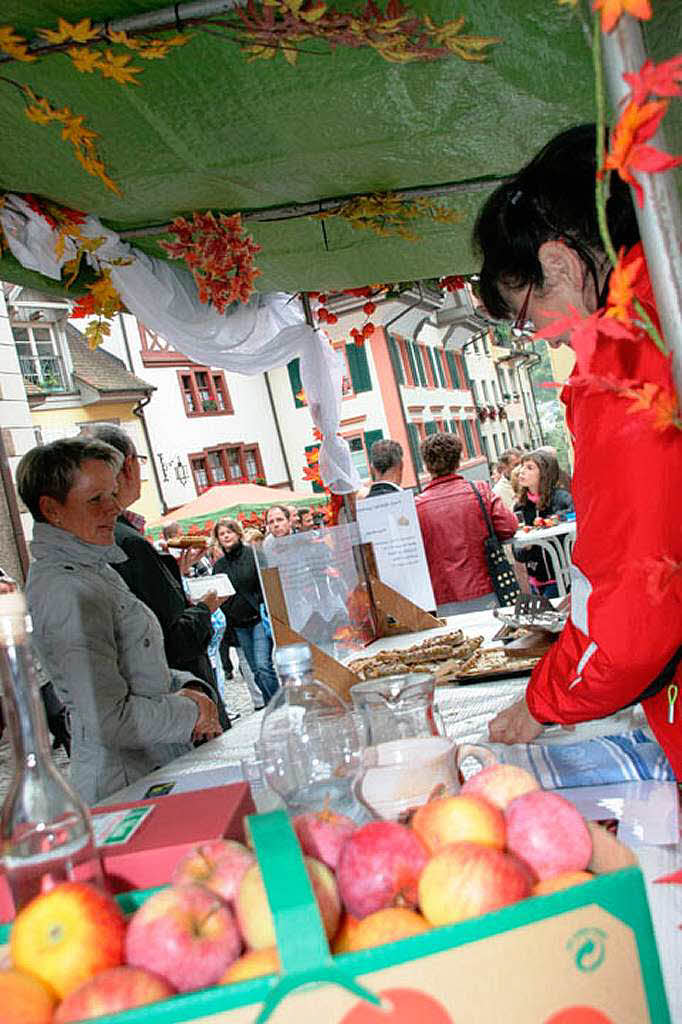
left=2, top=0, right=679, bottom=297
left=150, top=481, right=328, bottom=532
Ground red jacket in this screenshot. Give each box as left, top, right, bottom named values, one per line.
left=415, top=474, right=518, bottom=604
left=526, top=245, right=682, bottom=777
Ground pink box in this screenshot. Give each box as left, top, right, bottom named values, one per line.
left=0, top=782, right=255, bottom=922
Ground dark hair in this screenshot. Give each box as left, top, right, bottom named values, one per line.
left=519, top=450, right=559, bottom=511
left=265, top=504, right=290, bottom=521
left=213, top=518, right=244, bottom=546
left=16, top=437, right=122, bottom=522
left=88, top=423, right=135, bottom=458
left=420, top=433, right=463, bottom=477
left=370, top=439, right=403, bottom=475
left=473, top=124, right=640, bottom=319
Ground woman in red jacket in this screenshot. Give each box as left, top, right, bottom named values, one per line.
left=473, top=124, right=682, bottom=776
left=415, top=432, right=518, bottom=615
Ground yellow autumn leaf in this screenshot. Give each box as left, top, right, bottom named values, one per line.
left=63, top=255, right=83, bottom=287
left=244, top=44, right=278, bottom=60
left=61, top=115, right=98, bottom=147
left=98, top=51, right=144, bottom=85
left=86, top=320, right=111, bottom=350
left=282, top=45, right=299, bottom=65
left=67, top=46, right=104, bottom=73
left=25, top=105, right=54, bottom=126
left=0, top=25, right=37, bottom=61
left=299, top=4, right=328, bottom=24
left=38, top=17, right=100, bottom=45
left=106, top=29, right=131, bottom=46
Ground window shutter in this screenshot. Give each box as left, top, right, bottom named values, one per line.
left=406, top=423, right=423, bottom=473
left=445, top=351, right=460, bottom=389
left=435, top=349, right=448, bottom=388
left=475, top=419, right=485, bottom=452
left=288, top=358, right=305, bottom=408
left=405, top=341, right=418, bottom=385
left=304, top=443, right=325, bottom=493
left=426, top=347, right=438, bottom=387
left=462, top=420, right=476, bottom=458
left=363, top=429, right=384, bottom=464
left=411, top=343, right=427, bottom=387
left=450, top=419, right=458, bottom=434
left=387, top=335, right=404, bottom=385
left=345, top=343, right=372, bottom=393
left=424, top=421, right=438, bottom=436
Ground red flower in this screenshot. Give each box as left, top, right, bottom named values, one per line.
left=623, top=56, right=682, bottom=106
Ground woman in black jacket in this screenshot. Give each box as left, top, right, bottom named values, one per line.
left=513, top=450, right=574, bottom=597
left=212, top=518, right=279, bottom=706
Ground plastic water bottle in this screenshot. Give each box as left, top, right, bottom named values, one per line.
left=0, top=592, right=104, bottom=917
left=259, top=642, right=366, bottom=820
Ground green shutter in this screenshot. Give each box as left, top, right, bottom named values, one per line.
left=445, top=351, right=460, bottom=389
left=462, top=420, right=476, bottom=458
left=474, top=419, right=485, bottom=452
left=450, top=419, right=457, bottom=433
left=288, top=358, right=304, bottom=408
left=406, top=423, right=423, bottom=473
left=304, top=443, right=325, bottom=493
left=435, top=349, right=448, bottom=388
left=411, top=343, right=427, bottom=387
left=405, top=340, right=418, bottom=385
left=387, top=335, right=404, bottom=385
left=345, top=343, right=372, bottom=393
left=363, top=429, right=384, bottom=469
left=425, top=346, right=438, bottom=387
left=424, top=421, right=438, bottom=435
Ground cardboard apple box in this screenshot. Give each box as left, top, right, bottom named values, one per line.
left=0, top=809, right=668, bottom=1024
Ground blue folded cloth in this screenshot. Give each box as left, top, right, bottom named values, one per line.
left=487, top=730, right=674, bottom=789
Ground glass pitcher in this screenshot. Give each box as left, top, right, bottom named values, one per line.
left=349, top=672, right=444, bottom=745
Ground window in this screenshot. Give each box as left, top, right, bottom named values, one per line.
left=492, top=379, right=499, bottom=402
left=481, top=436, right=491, bottom=462
left=406, top=423, right=424, bottom=473
left=347, top=435, right=370, bottom=479
left=190, top=442, right=263, bottom=493
left=472, top=338, right=479, bottom=355
left=387, top=335, right=405, bottom=385
left=445, top=351, right=461, bottom=389
left=493, top=433, right=501, bottom=457
left=410, top=343, right=428, bottom=387
left=461, top=420, right=477, bottom=459
left=13, top=323, right=68, bottom=391
left=422, top=346, right=436, bottom=387
left=335, top=345, right=354, bottom=397
left=509, top=422, right=517, bottom=444
left=481, top=380, right=489, bottom=402
left=178, top=368, right=233, bottom=417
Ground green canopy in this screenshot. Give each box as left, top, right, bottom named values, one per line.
left=0, top=1, right=679, bottom=295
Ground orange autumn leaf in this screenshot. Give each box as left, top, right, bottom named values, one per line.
left=651, top=389, right=681, bottom=432
left=0, top=25, right=37, bottom=61
left=98, top=51, right=143, bottom=85
left=592, top=0, right=652, bottom=34
left=37, top=17, right=101, bottom=45
left=604, top=248, right=643, bottom=324
left=603, top=98, right=678, bottom=206
left=296, top=389, right=307, bottom=404
left=67, top=46, right=104, bottom=73
left=621, top=381, right=659, bottom=413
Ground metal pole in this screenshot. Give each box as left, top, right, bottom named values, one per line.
left=601, top=16, right=682, bottom=403
left=264, top=370, right=294, bottom=490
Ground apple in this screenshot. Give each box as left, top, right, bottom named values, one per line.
left=411, top=794, right=506, bottom=854
left=125, top=883, right=241, bottom=992
left=220, top=947, right=279, bottom=984
left=336, top=821, right=429, bottom=920
left=344, top=908, right=430, bottom=952
left=0, top=967, right=56, bottom=1024
left=172, top=839, right=255, bottom=904
left=418, top=841, right=532, bottom=926
left=505, top=790, right=592, bottom=881
left=54, top=966, right=175, bottom=1022
left=532, top=871, right=594, bottom=896
left=10, top=881, right=125, bottom=1000
left=332, top=914, right=361, bottom=954
left=293, top=809, right=357, bottom=872
left=235, top=856, right=341, bottom=949
left=460, top=764, right=539, bottom=810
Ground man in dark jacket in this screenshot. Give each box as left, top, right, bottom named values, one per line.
left=89, top=424, right=230, bottom=730
left=367, top=439, right=403, bottom=497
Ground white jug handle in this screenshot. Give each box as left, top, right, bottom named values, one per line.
left=454, top=742, right=498, bottom=782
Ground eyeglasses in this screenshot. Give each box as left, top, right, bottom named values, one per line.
left=511, top=282, right=535, bottom=337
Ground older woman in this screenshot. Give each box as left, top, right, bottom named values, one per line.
left=16, top=438, right=221, bottom=804
left=513, top=450, right=574, bottom=598
left=212, top=518, right=279, bottom=706
left=473, top=123, right=682, bottom=776
left=415, top=432, right=518, bottom=615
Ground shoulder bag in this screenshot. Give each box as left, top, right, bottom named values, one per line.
left=469, top=482, right=521, bottom=607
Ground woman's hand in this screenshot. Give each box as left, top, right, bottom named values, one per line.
left=178, top=547, right=208, bottom=576
left=178, top=688, right=223, bottom=742
left=488, top=697, right=543, bottom=744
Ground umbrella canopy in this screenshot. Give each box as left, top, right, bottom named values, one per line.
left=150, top=482, right=327, bottom=532
left=1, top=1, right=679, bottom=297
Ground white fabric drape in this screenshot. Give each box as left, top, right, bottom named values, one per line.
left=0, top=193, right=361, bottom=494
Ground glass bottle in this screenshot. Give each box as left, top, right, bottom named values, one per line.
left=0, top=591, right=104, bottom=917
left=259, top=642, right=368, bottom=820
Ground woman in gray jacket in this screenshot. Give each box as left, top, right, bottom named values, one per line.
left=16, top=437, right=221, bottom=805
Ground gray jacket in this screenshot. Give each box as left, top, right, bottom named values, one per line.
left=26, top=524, right=198, bottom=805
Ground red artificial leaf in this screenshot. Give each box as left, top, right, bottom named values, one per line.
left=592, top=0, right=652, bottom=34
left=363, top=301, right=376, bottom=315
left=654, top=868, right=682, bottom=885
left=604, top=247, right=644, bottom=324
left=312, top=427, right=323, bottom=441
left=650, top=388, right=681, bottom=432
left=603, top=99, right=673, bottom=207
left=71, top=293, right=96, bottom=318
left=623, top=56, right=682, bottom=106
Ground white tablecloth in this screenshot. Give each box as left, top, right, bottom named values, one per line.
left=103, top=609, right=681, bottom=1019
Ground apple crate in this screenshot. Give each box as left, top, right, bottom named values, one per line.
left=0, top=811, right=670, bottom=1024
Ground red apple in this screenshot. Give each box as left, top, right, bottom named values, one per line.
left=172, top=839, right=255, bottom=904
left=10, top=882, right=125, bottom=1000
left=235, top=856, right=341, bottom=949
left=293, top=809, right=357, bottom=872
left=125, top=884, right=241, bottom=992
left=0, top=967, right=56, bottom=1024
left=411, top=794, right=506, bottom=854
left=418, top=841, right=532, bottom=926
left=336, top=822, right=429, bottom=920
left=54, top=966, right=175, bottom=1022
left=460, top=764, right=539, bottom=810
left=505, top=790, right=592, bottom=881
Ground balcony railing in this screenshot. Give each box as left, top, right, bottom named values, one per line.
left=19, top=355, right=68, bottom=392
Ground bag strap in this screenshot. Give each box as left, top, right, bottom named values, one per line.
left=469, top=481, right=496, bottom=541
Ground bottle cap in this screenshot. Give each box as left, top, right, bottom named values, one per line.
left=274, top=642, right=312, bottom=673
left=0, top=591, right=27, bottom=617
